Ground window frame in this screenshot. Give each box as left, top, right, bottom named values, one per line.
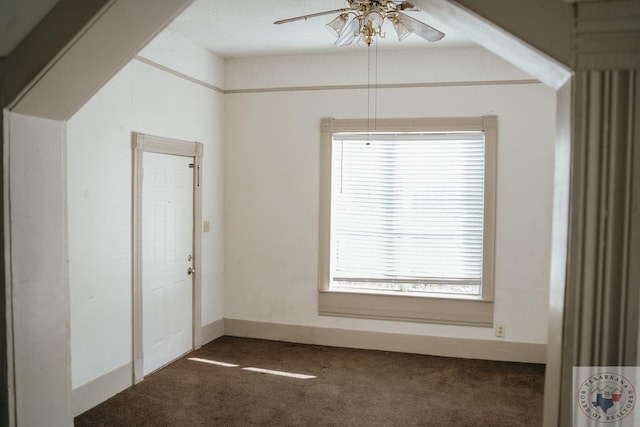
left=318, top=116, right=498, bottom=327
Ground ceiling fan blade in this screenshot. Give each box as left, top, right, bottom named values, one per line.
left=397, top=12, right=445, bottom=42
left=334, top=17, right=360, bottom=47
left=274, top=8, right=350, bottom=25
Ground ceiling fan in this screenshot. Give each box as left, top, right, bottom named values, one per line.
left=274, top=0, right=445, bottom=47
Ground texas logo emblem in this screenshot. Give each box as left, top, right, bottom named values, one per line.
left=574, top=368, right=637, bottom=426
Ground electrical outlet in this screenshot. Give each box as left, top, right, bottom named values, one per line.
left=495, top=324, right=506, bottom=338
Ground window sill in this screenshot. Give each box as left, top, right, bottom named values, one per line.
left=318, top=290, right=494, bottom=327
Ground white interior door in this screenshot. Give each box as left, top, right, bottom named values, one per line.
left=142, top=152, right=194, bottom=375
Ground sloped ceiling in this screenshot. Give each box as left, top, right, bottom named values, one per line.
left=168, top=0, right=475, bottom=58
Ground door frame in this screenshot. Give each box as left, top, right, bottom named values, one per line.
left=131, top=132, right=203, bottom=383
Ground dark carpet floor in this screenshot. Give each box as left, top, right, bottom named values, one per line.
left=75, top=336, right=545, bottom=426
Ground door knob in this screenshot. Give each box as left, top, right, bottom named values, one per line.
left=188, top=267, right=195, bottom=275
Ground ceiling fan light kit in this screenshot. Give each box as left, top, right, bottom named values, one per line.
left=275, top=0, right=445, bottom=47
left=390, top=15, right=414, bottom=41
left=326, top=13, right=349, bottom=37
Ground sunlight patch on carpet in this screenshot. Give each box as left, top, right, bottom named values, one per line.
left=242, top=367, right=316, bottom=380
left=188, top=357, right=240, bottom=367
left=188, top=357, right=316, bottom=379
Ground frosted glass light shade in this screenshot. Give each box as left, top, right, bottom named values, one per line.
left=365, top=10, right=384, bottom=32
left=326, top=14, right=348, bottom=37
left=393, top=16, right=414, bottom=41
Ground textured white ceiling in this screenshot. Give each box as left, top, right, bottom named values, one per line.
left=168, top=0, right=475, bottom=58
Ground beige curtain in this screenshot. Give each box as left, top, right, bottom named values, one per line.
left=560, top=69, right=640, bottom=425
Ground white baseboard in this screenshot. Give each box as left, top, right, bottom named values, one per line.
left=201, top=318, right=225, bottom=345
left=224, top=318, right=546, bottom=364
left=72, top=318, right=544, bottom=416
left=72, top=362, right=132, bottom=417
left=72, top=320, right=224, bottom=417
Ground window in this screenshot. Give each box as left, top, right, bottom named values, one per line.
left=318, top=117, right=497, bottom=326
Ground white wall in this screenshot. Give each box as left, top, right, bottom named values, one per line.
left=64, top=42, right=553, bottom=406
left=7, top=112, right=72, bottom=426
left=224, top=47, right=555, bottom=348
left=225, top=46, right=534, bottom=90
left=66, top=38, right=225, bottom=391
left=138, top=27, right=225, bottom=90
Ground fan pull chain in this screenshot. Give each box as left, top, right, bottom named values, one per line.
left=366, top=42, right=379, bottom=137
left=367, top=43, right=371, bottom=139
left=374, top=41, right=378, bottom=131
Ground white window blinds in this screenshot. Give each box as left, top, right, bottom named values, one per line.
left=330, top=132, right=486, bottom=296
